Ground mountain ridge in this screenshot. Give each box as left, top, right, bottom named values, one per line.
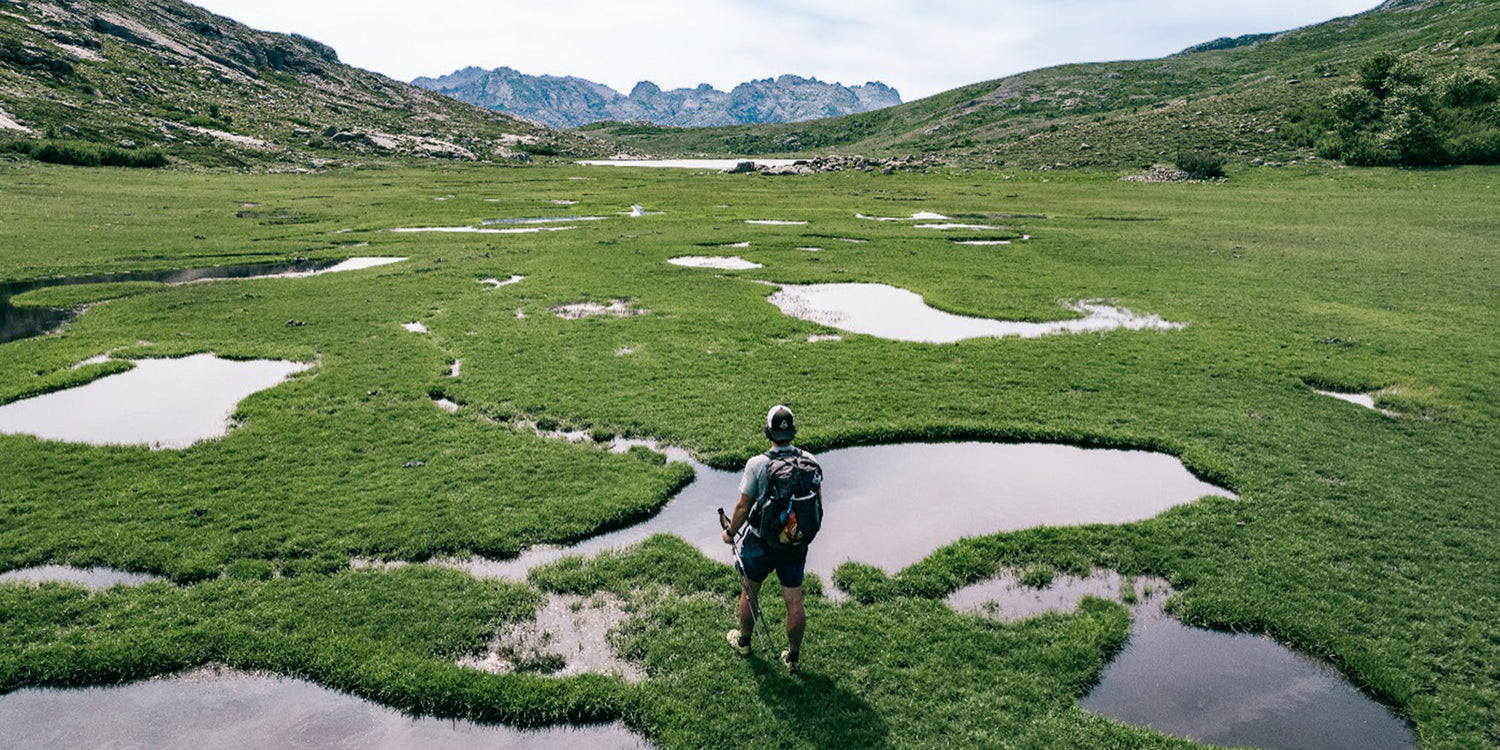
left=0, top=0, right=597, bottom=167
left=412, top=67, right=901, bottom=128
left=590, top=0, right=1499, bottom=168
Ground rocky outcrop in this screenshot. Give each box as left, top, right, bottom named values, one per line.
left=412, top=69, right=901, bottom=128
left=0, top=0, right=591, bottom=166
left=724, top=154, right=941, bottom=176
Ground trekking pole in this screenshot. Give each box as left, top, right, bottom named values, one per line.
left=719, top=507, right=776, bottom=654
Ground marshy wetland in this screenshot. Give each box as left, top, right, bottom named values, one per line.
left=0, top=161, right=1495, bottom=749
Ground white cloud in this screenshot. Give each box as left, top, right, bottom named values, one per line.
left=190, top=0, right=1380, bottom=100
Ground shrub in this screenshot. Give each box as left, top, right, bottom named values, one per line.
left=1380, top=96, right=1446, bottom=165
left=31, top=140, right=168, bottom=168
left=518, top=142, right=559, bottom=157
left=1329, top=86, right=1379, bottom=126
left=1446, top=127, right=1500, bottom=164
left=1442, top=67, right=1500, bottom=107
left=1175, top=150, right=1225, bottom=179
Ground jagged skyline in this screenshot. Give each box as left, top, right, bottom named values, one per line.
left=187, top=0, right=1380, bottom=100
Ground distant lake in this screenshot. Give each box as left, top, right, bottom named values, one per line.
left=575, top=159, right=800, bottom=169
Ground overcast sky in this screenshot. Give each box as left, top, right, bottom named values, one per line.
left=189, top=0, right=1380, bottom=100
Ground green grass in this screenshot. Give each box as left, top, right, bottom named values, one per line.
left=8, top=281, right=168, bottom=309
left=0, top=160, right=1496, bottom=748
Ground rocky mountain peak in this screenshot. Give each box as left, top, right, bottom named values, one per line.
left=414, top=68, right=902, bottom=128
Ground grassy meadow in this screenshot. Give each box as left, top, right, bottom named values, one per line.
left=0, top=160, right=1496, bottom=748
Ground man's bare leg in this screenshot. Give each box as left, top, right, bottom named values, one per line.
left=782, top=585, right=805, bottom=654
left=739, top=578, right=762, bottom=641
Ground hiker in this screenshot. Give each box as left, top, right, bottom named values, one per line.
left=723, top=404, right=823, bottom=673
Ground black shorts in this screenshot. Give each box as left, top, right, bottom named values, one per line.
left=739, top=532, right=807, bottom=588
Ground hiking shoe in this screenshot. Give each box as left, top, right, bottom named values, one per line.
left=780, top=649, right=800, bottom=674
left=726, top=629, right=751, bottom=656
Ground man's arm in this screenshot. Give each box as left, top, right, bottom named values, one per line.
left=723, top=493, right=754, bottom=544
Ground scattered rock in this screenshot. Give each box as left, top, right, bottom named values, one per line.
left=401, top=460, right=425, bottom=469
left=722, top=160, right=758, bottom=174
left=285, top=319, right=305, bottom=327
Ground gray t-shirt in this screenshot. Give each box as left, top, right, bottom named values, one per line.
left=739, top=446, right=814, bottom=537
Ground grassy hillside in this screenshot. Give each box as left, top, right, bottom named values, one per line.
left=0, top=0, right=601, bottom=167
left=591, top=0, right=1500, bottom=169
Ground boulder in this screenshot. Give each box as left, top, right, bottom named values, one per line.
left=723, top=160, right=759, bottom=174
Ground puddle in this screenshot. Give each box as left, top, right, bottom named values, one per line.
left=768, top=283, right=1184, bottom=343
left=950, top=573, right=1415, bottom=750
left=722, top=242, right=751, bottom=249
left=916, top=223, right=999, bottom=230
left=949, top=570, right=1167, bottom=622
left=626, top=205, right=663, bottom=217
left=1314, top=389, right=1393, bottom=415
left=481, top=217, right=606, bottom=225
left=402, top=322, right=428, bottom=333
left=0, top=565, right=161, bottom=590
left=243, top=257, right=406, bottom=278
left=1084, top=597, right=1414, bottom=750
left=955, top=240, right=1010, bottom=246
left=460, top=593, right=643, bottom=682
left=745, top=220, right=808, bottom=226
left=550, top=200, right=580, bottom=205
left=448, top=442, right=1228, bottom=585
left=552, top=300, right=646, bottom=319
left=0, top=259, right=403, bottom=344
left=387, top=226, right=577, bottom=235
left=575, top=159, right=799, bottom=169
left=0, top=353, right=311, bottom=449
left=480, top=276, right=526, bottom=289
left=667, top=256, right=763, bottom=270
left=856, top=211, right=951, bottom=221
left=797, top=247, right=823, bottom=252
left=0, top=668, right=651, bottom=750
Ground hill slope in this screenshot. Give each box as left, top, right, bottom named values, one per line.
left=592, top=0, right=1500, bottom=168
left=0, top=0, right=597, bottom=167
left=413, top=67, right=901, bottom=128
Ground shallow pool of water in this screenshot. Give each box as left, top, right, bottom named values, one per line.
left=667, top=256, right=763, bottom=270
left=460, top=593, right=643, bottom=682
left=1083, top=600, right=1415, bottom=750
left=0, top=565, right=161, bottom=590
left=481, top=216, right=606, bottom=225
left=552, top=300, right=646, bottom=319
left=0, top=259, right=403, bottom=344
left=480, top=275, right=526, bottom=289
left=916, top=223, right=999, bottom=230
left=950, top=573, right=1415, bottom=750
left=575, top=159, right=799, bottom=170
left=0, top=668, right=651, bottom=750
left=0, top=353, right=311, bottom=449
left=1314, top=389, right=1392, bottom=415
left=856, top=211, right=950, bottom=221
left=449, top=442, right=1229, bottom=584
left=744, top=219, right=808, bottom=226
left=387, top=226, right=577, bottom=235
left=767, top=283, right=1184, bottom=343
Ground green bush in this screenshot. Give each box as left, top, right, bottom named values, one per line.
left=1175, top=149, right=1225, bottom=179
left=31, top=140, right=168, bottom=168
left=1441, top=67, right=1499, bottom=108
left=518, top=143, right=559, bottom=157
left=1300, top=52, right=1500, bottom=167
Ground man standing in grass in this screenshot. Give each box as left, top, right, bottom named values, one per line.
left=723, top=404, right=824, bottom=673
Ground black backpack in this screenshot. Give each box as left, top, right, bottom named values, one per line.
left=752, top=450, right=823, bottom=548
